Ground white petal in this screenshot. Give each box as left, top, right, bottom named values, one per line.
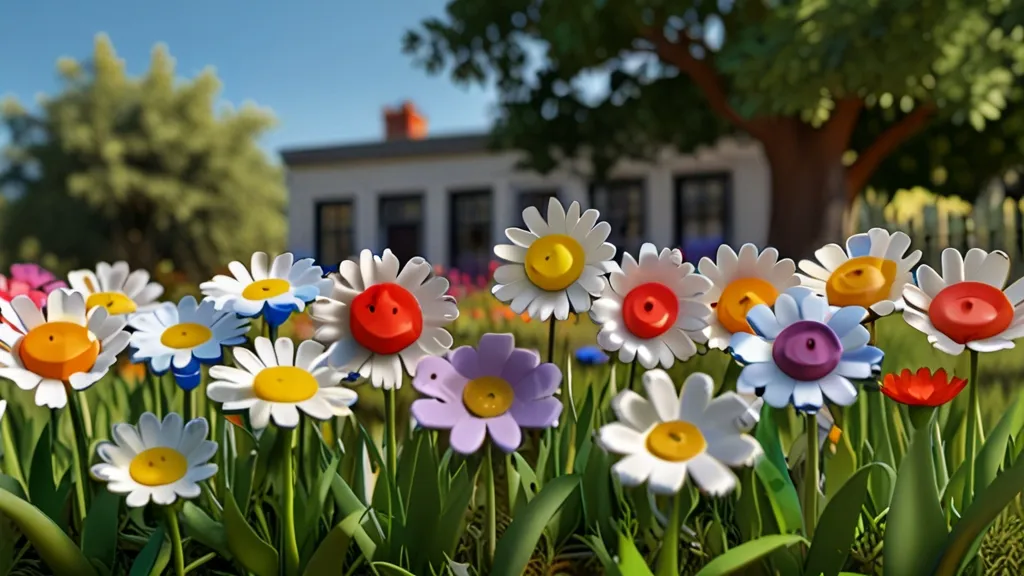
left=687, top=453, right=738, bottom=496
left=642, top=370, right=679, bottom=423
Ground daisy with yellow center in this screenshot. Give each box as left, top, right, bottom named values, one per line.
left=492, top=197, right=616, bottom=321
left=68, top=261, right=164, bottom=318
left=697, top=244, right=800, bottom=351
left=798, top=228, right=921, bottom=317
left=206, top=337, right=358, bottom=429
left=91, top=412, right=218, bottom=508
left=0, top=290, right=130, bottom=408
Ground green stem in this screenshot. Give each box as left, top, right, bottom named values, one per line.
left=1, top=412, right=26, bottom=492
left=183, top=388, right=194, bottom=423
left=298, top=418, right=307, bottom=491
left=184, top=552, right=217, bottom=574
left=963, top=349, right=980, bottom=504
left=164, top=505, right=185, bottom=576
left=384, top=389, right=398, bottom=475
left=68, top=395, right=91, bottom=525
left=484, top=443, right=497, bottom=564
left=627, top=357, right=639, bottom=392
left=934, top=418, right=949, bottom=489
left=280, top=426, right=300, bottom=576
left=546, top=316, right=557, bottom=364
left=804, top=412, right=819, bottom=538
left=655, top=493, right=682, bottom=576
left=152, top=372, right=163, bottom=417
left=268, top=323, right=278, bottom=342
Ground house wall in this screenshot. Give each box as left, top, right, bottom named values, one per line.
left=285, top=138, right=771, bottom=267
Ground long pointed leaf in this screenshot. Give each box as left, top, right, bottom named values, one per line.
left=694, top=534, right=807, bottom=576
left=492, top=474, right=580, bottom=576
left=0, top=484, right=96, bottom=576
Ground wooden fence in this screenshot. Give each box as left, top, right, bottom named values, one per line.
left=852, top=187, right=1024, bottom=279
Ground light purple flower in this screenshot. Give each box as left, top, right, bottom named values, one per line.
left=411, top=332, right=562, bottom=454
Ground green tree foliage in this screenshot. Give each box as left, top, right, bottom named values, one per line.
left=404, top=0, right=1024, bottom=257
left=0, top=34, right=285, bottom=280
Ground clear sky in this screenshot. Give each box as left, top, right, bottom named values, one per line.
left=0, top=0, right=498, bottom=158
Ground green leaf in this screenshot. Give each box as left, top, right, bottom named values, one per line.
left=973, top=396, right=1024, bottom=494
left=223, top=486, right=278, bottom=576
left=616, top=531, right=653, bottom=576
left=303, top=522, right=353, bottom=576
left=754, top=458, right=803, bottom=534
left=80, top=489, right=120, bottom=571
left=28, top=422, right=63, bottom=525
left=401, top=431, right=441, bottom=572
left=433, top=461, right=476, bottom=562
left=755, top=404, right=789, bottom=478
left=0, top=483, right=96, bottom=576
left=804, top=462, right=894, bottom=576
left=883, top=411, right=947, bottom=576
left=372, top=562, right=416, bottom=576
left=337, top=510, right=378, bottom=562
left=180, top=501, right=230, bottom=559
left=932, top=447, right=1024, bottom=576
left=694, top=534, right=808, bottom=576
left=492, top=474, right=580, bottom=576
left=128, top=526, right=165, bottom=576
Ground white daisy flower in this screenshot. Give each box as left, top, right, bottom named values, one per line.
left=91, top=412, right=217, bottom=508
left=0, top=290, right=130, bottom=409
left=729, top=287, right=884, bottom=413
left=798, top=228, right=921, bottom=317
left=590, top=243, right=713, bottom=368
left=67, top=261, right=164, bottom=318
left=698, top=244, right=800, bottom=350
left=309, top=249, right=458, bottom=390
left=207, top=337, right=358, bottom=429
left=199, top=252, right=332, bottom=327
left=597, top=370, right=763, bottom=496
left=128, top=295, right=250, bottom=390
left=902, top=247, right=1024, bottom=355
left=491, top=197, right=616, bottom=321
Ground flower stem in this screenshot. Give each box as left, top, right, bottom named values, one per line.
left=963, top=349, right=980, bottom=504
left=384, top=388, right=398, bottom=476
left=803, top=412, right=819, bottom=538
left=164, top=505, right=186, bottom=576
left=280, top=426, right=300, bottom=576
left=626, top=358, right=639, bottom=391
left=655, top=493, right=682, bottom=576
left=183, top=388, right=194, bottom=423
left=484, top=443, right=497, bottom=564
left=546, top=316, right=557, bottom=364
left=1, top=414, right=25, bottom=492
left=67, top=398, right=90, bottom=525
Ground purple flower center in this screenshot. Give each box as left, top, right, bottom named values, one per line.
left=771, top=320, right=842, bottom=382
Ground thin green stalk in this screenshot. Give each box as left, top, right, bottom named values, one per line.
left=184, top=552, right=217, bottom=574
left=655, top=493, right=682, bottom=576
left=963, top=349, right=980, bottom=504
left=77, top=392, right=94, bottom=437
left=384, top=388, right=398, bottom=475
left=626, top=358, right=639, bottom=391
left=280, top=426, right=300, bottom=576
left=484, top=443, right=497, bottom=564
left=183, top=388, right=194, bottom=423
left=546, top=316, right=557, bottom=364
left=164, top=505, right=185, bottom=576
left=804, top=412, right=819, bottom=538
left=152, top=372, right=163, bottom=417
left=68, top=394, right=91, bottom=525
left=934, top=419, right=949, bottom=489
left=1, top=413, right=26, bottom=491
left=298, top=418, right=307, bottom=491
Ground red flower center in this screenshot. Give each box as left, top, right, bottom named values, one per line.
left=349, top=283, right=423, bottom=355
left=927, top=282, right=1013, bottom=344
left=622, top=282, right=679, bottom=340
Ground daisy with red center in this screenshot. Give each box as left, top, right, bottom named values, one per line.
left=881, top=368, right=968, bottom=407
left=589, top=243, right=713, bottom=368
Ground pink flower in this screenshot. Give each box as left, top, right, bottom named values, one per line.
left=0, top=264, right=67, bottom=308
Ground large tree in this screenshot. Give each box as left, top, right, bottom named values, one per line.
left=0, top=35, right=285, bottom=280
left=404, top=0, right=1024, bottom=257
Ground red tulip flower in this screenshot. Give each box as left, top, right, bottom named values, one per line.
left=881, top=368, right=968, bottom=407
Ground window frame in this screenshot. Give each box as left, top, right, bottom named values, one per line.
left=448, top=189, right=494, bottom=277
left=377, top=193, right=426, bottom=263
left=314, top=199, right=356, bottom=268
left=516, top=188, right=562, bottom=219
left=673, top=172, right=733, bottom=255
left=588, top=179, right=647, bottom=260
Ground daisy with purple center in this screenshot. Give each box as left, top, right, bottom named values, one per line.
left=411, top=332, right=562, bottom=454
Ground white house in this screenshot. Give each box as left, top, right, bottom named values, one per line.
left=281, top=101, right=773, bottom=278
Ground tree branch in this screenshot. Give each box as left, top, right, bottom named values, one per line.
left=846, top=104, right=936, bottom=201
left=822, top=97, right=864, bottom=157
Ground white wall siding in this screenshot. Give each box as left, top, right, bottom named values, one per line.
left=286, top=138, right=771, bottom=267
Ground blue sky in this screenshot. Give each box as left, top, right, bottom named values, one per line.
left=0, top=0, right=500, bottom=158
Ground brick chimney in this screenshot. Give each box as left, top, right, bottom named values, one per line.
left=384, top=101, right=428, bottom=141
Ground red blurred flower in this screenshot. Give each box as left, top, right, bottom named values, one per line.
left=488, top=260, right=499, bottom=278
left=0, top=263, right=67, bottom=308
left=881, top=368, right=968, bottom=407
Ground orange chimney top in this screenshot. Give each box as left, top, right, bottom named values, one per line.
left=384, top=101, right=428, bottom=141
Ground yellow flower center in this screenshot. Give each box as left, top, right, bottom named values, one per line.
left=716, top=278, right=780, bottom=334
left=645, top=421, right=707, bottom=462
left=252, top=366, right=319, bottom=403
left=825, top=256, right=898, bottom=308
left=524, top=234, right=585, bottom=292
left=462, top=376, right=514, bottom=418
left=241, top=278, right=291, bottom=301
left=86, top=292, right=137, bottom=315
left=19, top=322, right=100, bottom=381
left=160, top=323, right=213, bottom=349
left=128, top=447, right=188, bottom=486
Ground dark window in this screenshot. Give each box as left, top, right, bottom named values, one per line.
left=449, top=190, right=493, bottom=279
left=675, top=173, right=732, bottom=263
left=379, top=195, right=424, bottom=265
left=590, top=180, right=645, bottom=260
left=315, top=201, right=355, bottom=269
left=517, top=189, right=561, bottom=219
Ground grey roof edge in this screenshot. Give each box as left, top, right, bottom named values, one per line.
left=280, top=132, right=493, bottom=167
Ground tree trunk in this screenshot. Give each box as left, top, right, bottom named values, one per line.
left=760, top=121, right=849, bottom=261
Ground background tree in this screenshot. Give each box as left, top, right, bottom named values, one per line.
left=404, top=0, right=1024, bottom=257
left=0, top=34, right=286, bottom=280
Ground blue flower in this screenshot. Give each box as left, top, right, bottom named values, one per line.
left=727, top=286, right=883, bottom=413
left=574, top=346, right=609, bottom=366
left=343, top=372, right=361, bottom=382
